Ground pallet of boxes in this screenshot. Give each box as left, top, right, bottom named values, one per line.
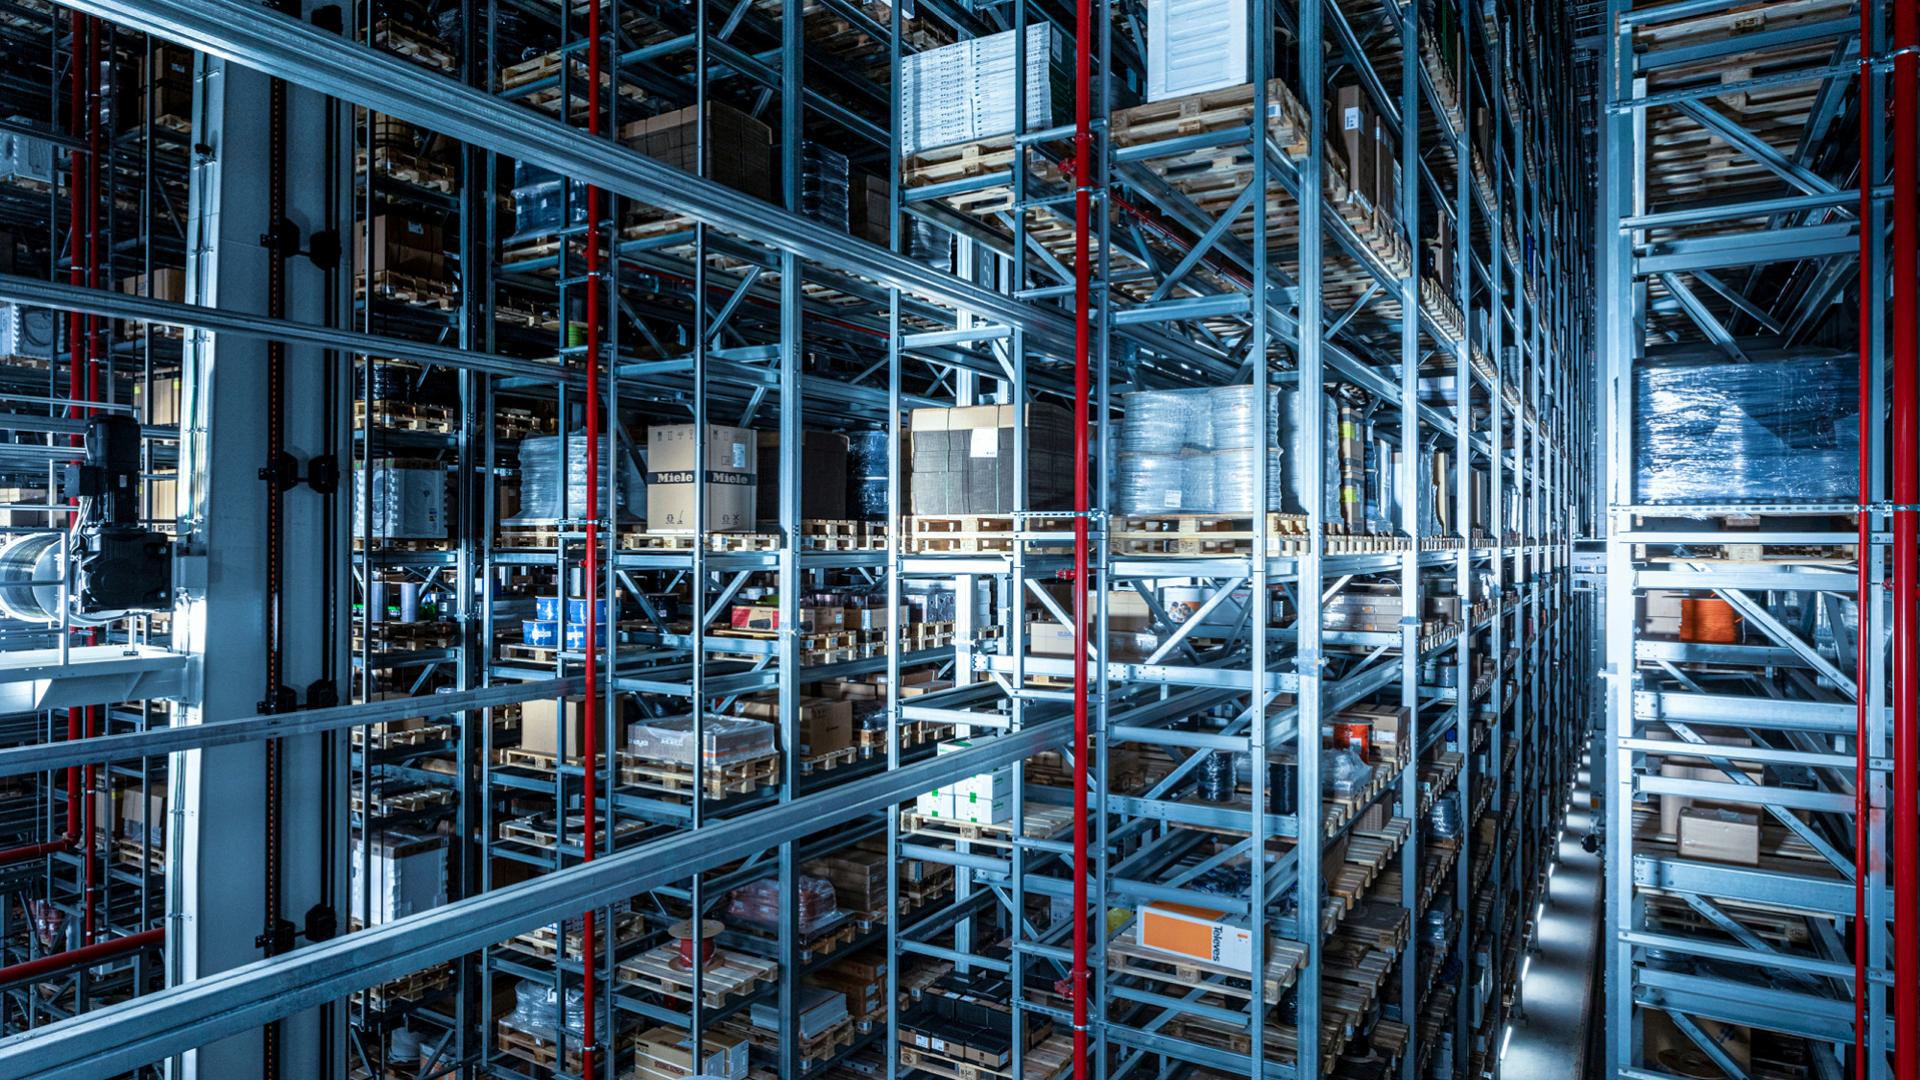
left=897, top=967, right=1070, bottom=1080
left=645, top=422, right=761, bottom=542
left=622, top=712, right=782, bottom=802
left=904, top=402, right=1074, bottom=551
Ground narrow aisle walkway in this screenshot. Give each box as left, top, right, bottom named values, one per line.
left=1500, top=756, right=1602, bottom=1079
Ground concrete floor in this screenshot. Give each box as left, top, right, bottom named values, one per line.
left=1498, top=757, right=1601, bottom=1080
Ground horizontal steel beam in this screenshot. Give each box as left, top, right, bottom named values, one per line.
left=0, top=678, right=582, bottom=778
left=0, top=720, right=1066, bottom=1077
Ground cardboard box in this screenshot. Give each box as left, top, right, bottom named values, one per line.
left=118, top=790, right=167, bottom=846
left=1373, top=113, right=1401, bottom=225
left=350, top=835, right=446, bottom=925
left=1138, top=902, right=1253, bottom=970
left=353, top=214, right=444, bottom=280
left=1028, top=622, right=1157, bottom=661
left=0, top=486, right=51, bottom=528
left=729, top=604, right=844, bottom=633
left=131, top=45, right=195, bottom=128
left=618, top=102, right=771, bottom=201
left=520, top=697, right=588, bottom=761
left=131, top=374, right=182, bottom=427
left=733, top=695, right=853, bottom=758
left=1333, top=85, right=1375, bottom=213
left=908, top=404, right=1074, bottom=515
left=1677, top=806, right=1760, bottom=865
left=633, top=1025, right=749, bottom=1080
left=1657, top=755, right=1762, bottom=837
left=1145, top=0, right=1248, bottom=102
left=756, top=429, right=849, bottom=520
left=1640, top=589, right=1686, bottom=639
left=120, top=269, right=186, bottom=305
left=646, top=423, right=757, bottom=532
left=854, top=174, right=891, bottom=244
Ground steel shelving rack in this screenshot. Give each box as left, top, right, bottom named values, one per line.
left=0, top=0, right=1591, bottom=1076
left=1601, top=0, right=1897, bottom=1076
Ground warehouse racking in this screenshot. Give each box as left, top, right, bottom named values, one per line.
left=1602, top=0, right=1904, bottom=1077
left=0, top=0, right=1597, bottom=1078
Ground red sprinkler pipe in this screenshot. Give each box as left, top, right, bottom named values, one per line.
left=1892, top=0, right=1919, bottom=1074
left=1853, top=0, right=1872, bottom=1056
left=580, top=0, right=605, bottom=1073
left=1069, top=0, right=1092, bottom=1070
left=0, top=928, right=162, bottom=986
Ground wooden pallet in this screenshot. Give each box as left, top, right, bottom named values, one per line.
left=900, top=805, right=1074, bottom=847
left=112, top=837, right=164, bottom=873
left=617, top=752, right=780, bottom=801
left=355, top=147, right=455, bottom=193
left=800, top=746, right=860, bottom=774
left=904, top=514, right=1078, bottom=553
left=373, top=18, right=456, bottom=74
left=351, top=964, right=453, bottom=1012
left=355, top=270, right=457, bottom=309
left=496, top=811, right=647, bottom=851
left=1106, top=928, right=1308, bottom=1006
left=1110, top=512, right=1311, bottom=556
left=494, top=1024, right=585, bottom=1074
left=350, top=721, right=458, bottom=750
left=511, top=910, right=645, bottom=959
left=1109, top=78, right=1312, bottom=157
left=349, top=785, right=456, bottom=816
left=353, top=400, right=453, bottom=433
left=616, top=943, right=778, bottom=1007
left=713, top=1012, right=856, bottom=1071
left=895, top=1034, right=1072, bottom=1080
left=711, top=628, right=861, bottom=666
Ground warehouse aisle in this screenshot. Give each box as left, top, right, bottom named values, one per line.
left=1499, top=756, right=1601, bottom=1079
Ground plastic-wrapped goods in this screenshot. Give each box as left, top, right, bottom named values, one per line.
left=1337, top=401, right=1366, bottom=529
left=504, top=979, right=603, bottom=1042
left=800, top=142, right=851, bottom=231
left=624, top=714, right=777, bottom=766
left=1634, top=354, right=1859, bottom=504
left=1119, top=389, right=1210, bottom=453
left=1197, top=750, right=1235, bottom=802
left=509, top=161, right=586, bottom=239
left=1206, top=385, right=1280, bottom=449
left=1428, top=793, right=1461, bottom=839
left=1121, top=447, right=1190, bottom=511
left=354, top=460, right=447, bottom=540
left=510, top=433, right=646, bottom=523
left=1321, top=746, right=1373, bottom=797
left=1274, top=388, right=1342, bottom=519
left=847, top=430, right=889, bottom=520
left=1209, top=447, right=1283, bottom=514
left=725, top=875, right=840, bottom=936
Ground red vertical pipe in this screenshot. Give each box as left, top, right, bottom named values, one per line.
left=62, top=9, right=87, bottom=913
left=81, top=15, right=101, bottom=946
left=1854, top=0, right=1872, bottom=1056
left=1069, top=0, right=1092, bottom=1071
left=580, top=0, right=605, bottom=1073
left=1893, top=0, right=1919, bottom=1074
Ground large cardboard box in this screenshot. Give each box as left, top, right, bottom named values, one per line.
left=734, top=695, right=852, bottom=758
left=1640, top=589, right=1686, bottom=639
left=1333, top=85, right=1375, bottom=214
left=131, top=374, right=182, bottom=427
left=646, top=423, right=757, bottom=532
left=908, top=403, right=1073, bottom=515
left=1677, top=806, right=1760, bottom=865
left=520, top=697, right=588, bottom=761
left=633, top=1025, right=750, bottom=1080
left=120, top=269, right=185, bottom=305
left=1657, top=755, right=1762, bottom=838
left=131, top=45, right=195, bottom=128
left=756, top=429, right=849, bottom=520
left=1373, top=113, right=1401, bottom=226
left=350, top=835, right=447, bottom=925
left=1138, top=902, right=1253, bottom=970
left=353, top=214, right=443, bottom=279
left=118, top=790, right=168, bottom=846
left=1145, top=0, right=1248, bottom=102
left=619, top=102, right=771, bottom=201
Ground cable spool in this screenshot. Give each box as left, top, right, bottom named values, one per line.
left=1120, top=390, right=1208, bottom=453
left=1117, top=452, right=1192, bottom=515
left=0, top=531, right=120, bottom=626
left=1206, top=385, right=1279, bottom=449
left=1680, top=598, right=1741, bottom=643
left=1198, top=751, right=1235, bottom=802
left=1210, top=447, right=1283, bottom=514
